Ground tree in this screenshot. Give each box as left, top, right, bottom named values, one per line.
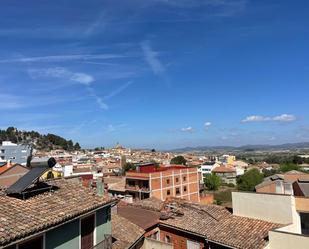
left=204, top=173, right=221, bottom=191
left=122, top=162, right=136, bottom=173
left=279, top=163, right=300, bottom=173
left=151, top=149, right=156, bottom=152
left=237, top=168, right=264, bottom=192
left=170, top=156, right=187, bottom=165
left=74, top=142, right=81, bottom=150
left=262, top=168, right=278, bottom=177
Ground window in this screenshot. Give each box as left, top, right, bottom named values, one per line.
left=165, top=235, right=171, bottom=243
left=175, top=177, right=179, bottom=183
left=183, top=186, right=187, bottom=192
left=128, top=180, right=135, bottom=186
left=151, top=231, right=159, bottom=240
left=187, top=240, right=199, bottom=249
left=301, top=212, right=309, bottom=235
left=19, top=235, right=43, bottom=249
left=0, top=149, right=5, bottom=153
left=183, top=176, right=186, bottom=182
left=176, top=188, right=180, bottom=195
left=166, top=179, right=170, bottom=184
left=167, top=190, right=170, bottom=195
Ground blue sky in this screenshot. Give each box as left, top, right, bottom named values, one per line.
left=0, top=0, right=308, bottom=149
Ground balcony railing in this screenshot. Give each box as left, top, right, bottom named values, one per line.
left=125, top=185, right=150, bottom=192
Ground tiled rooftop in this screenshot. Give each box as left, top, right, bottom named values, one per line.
left=0, top=178, right=115, bottom=247
left=117, top=204, right=161, bottom=230
left=112, top=214, right=144, bottom=249
left=129, top=197, right=282, bottom=249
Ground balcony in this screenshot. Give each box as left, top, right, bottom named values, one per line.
left=125, top=185, right=150, bottom=192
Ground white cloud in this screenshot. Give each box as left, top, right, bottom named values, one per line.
left=28, top=67, right=94, bottom=85
left=29, top=67, right=108, bottom=110
left=242, top=114, right=296, bottom=123
left=204, top=122, right=212, bottom=130
left=141, top=40, right=165, bottom=76
left=181, top=126, right=194, bottom=133
left=70, top=72, right=94, bottom=85
left=272, top=114, right=296, bottom=122
left=241, top=115, right=270, bottom=123
left=0, top=54, right=126, bottom=63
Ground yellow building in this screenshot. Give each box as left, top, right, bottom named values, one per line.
left=41, top=169, right=62, bottom=180
left=41, top=164, right=63, bottom=180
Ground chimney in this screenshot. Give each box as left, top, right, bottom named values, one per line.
left=96, top=178, right=104, bottom=197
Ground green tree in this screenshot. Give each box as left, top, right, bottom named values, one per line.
left=170, top=156, right=187, bottom=165
left=204, top=173, right=221, bottom=191
left=74, top=142, right=81, bottom=150
left=237, top=168, right=264, bottom=191
left=262, top=168, right=278, bottom=177
left=279, top=163, right=300, bottom=173
left=122, top=162, right=136, bottom=173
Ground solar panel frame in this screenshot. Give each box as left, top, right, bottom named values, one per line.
left=6, top=167, right=49, bottom=194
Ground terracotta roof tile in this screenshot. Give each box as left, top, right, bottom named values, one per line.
left=150, top=199, right=281, bottom=249
left=112, top=214, right=144, bottom=249
left=0, top=178, right=115, bottom=246
left=117, top=205, right=160, bottom=230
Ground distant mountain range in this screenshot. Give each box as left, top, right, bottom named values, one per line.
left=169, top=142, right=309, bottom=152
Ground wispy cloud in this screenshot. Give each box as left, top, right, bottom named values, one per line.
left=29, top=67, right=108, bottom=110
left=152, top=0, right=247, bottom=16
left=84, top=12, right=107, bottom=37
left=241, top=114, right=296, bottom=123
left=181, top=126, right=194, bottom=133
left=29, top=67, right=94, bottom=85
left=0, top=54, right=126, bottom=63
left=141, top=40, right=165, bottom=76
left=0, top=94, right=24, bottom=109
left=105, top=123, right=127, bottom=133
left=85, top=86, right=108, bottom=110
left=104, top=81, right=134, bottom=100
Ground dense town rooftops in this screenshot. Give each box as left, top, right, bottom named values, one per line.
left=0, top=178, right=116, bottom=247
left=119, top=197, right=282, bottom=249
left=255, top=170, right=309, bottom=190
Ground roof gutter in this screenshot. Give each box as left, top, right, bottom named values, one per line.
left=128, top=232, right=146, bottom=249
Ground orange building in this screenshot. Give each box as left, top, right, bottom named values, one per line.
left=125, top=164, right=200, bottom=202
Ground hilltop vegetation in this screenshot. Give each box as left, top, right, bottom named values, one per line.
left=0, top=127, right=81, bottom=151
